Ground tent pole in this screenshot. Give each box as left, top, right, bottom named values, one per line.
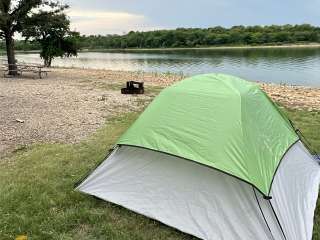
left=252, top=187, right=275, bottom=240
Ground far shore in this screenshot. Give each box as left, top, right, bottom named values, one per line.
left=80, top=43, right=320, bottom=52
left=1, top=43, right=320, bottom=55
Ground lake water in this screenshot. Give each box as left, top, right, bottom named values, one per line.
left=6, top=47, right=320, bottom=86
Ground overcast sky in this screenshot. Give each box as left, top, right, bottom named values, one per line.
left=63, top=0, right=320, bottom=35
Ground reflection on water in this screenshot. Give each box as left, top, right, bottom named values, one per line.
left=7, top=47, right=320, bottom=86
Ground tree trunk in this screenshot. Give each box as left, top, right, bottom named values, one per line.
left=44, top=56, right=53, bottom=67
left=5, top=32, right=18, bottom=76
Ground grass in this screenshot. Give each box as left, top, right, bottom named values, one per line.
left=0, top=108, right=319, bottom=240
left=284, top=108, right=320, bottom=153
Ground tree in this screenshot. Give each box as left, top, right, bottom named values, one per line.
left=22, top=11, right=79, bottom=67
left=0, top=0, right=67, bottom=75
left=39, top=31, right=79, bottom=67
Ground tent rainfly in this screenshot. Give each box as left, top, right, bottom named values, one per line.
left=76, top=73, right=320, bottom=240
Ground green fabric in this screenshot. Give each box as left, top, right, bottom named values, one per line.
left=117, top=73, right=298, bottom=195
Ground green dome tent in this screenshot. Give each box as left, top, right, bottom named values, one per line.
left=77, top=74, right=320, bottom=240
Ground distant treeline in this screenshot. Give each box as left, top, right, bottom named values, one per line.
left=1, top=24, right=320, bottom=51
left=78, top=24, right=320, bottom=49
left=0, top=41, right=40, bottom=52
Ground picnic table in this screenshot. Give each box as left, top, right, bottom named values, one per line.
left=2, top=63, right=50, bottom=79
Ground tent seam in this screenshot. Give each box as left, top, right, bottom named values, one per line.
left=267, top=139, right=299, bottom=196
left=118, top=143, right=270, bottom=197
left=74, top=146, right=118, bottom=188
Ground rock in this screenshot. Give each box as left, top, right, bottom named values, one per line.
left=15, top=119, right=25, bottom=123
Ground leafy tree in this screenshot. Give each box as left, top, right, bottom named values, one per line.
left=22, top=11, right=79, bottom=67
left=0, top=0, right=67, bottom=74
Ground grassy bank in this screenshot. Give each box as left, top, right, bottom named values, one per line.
left=0, top=108, right=319, bottom=240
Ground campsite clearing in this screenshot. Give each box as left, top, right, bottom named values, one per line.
left=0, top=68, right=172, bottom=157
left=0, top=68, right=320, bottom=158
left=0, top=68, right=320, bottom=239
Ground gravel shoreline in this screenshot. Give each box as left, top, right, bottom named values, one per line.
left=1, top=68, right=319, bottom=158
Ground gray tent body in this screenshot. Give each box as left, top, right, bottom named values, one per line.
left=77, top=141, right=320, bottom=240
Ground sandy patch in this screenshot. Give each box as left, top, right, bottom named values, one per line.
left=261, top=83, right=320, bottom=111
left=0, top=69, right=160, bottom=157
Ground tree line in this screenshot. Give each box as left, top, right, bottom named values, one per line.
left=2, top=24, right=320, bottom=53
left=78, top=24, right=320, bottom=49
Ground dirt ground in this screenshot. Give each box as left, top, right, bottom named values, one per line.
left=0, top=68, right=184, bottom=157
left=0, top=68, right=319, bottom=158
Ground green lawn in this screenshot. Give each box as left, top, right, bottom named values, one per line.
left=0, top=109, right=319, bottom=240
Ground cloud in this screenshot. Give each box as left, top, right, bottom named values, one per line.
left=67, top=9, right=151, bottom=35
left=63, top=0, right=320, bottom=35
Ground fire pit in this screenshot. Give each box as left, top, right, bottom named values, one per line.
left=121, top=81, right=144, bottom=94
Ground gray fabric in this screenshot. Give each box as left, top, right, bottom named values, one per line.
left=77, top=146, right=271, bottom=239
left=270, top=141, right=320, bottom=240
left=76, top=142, right=319, bottom=240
